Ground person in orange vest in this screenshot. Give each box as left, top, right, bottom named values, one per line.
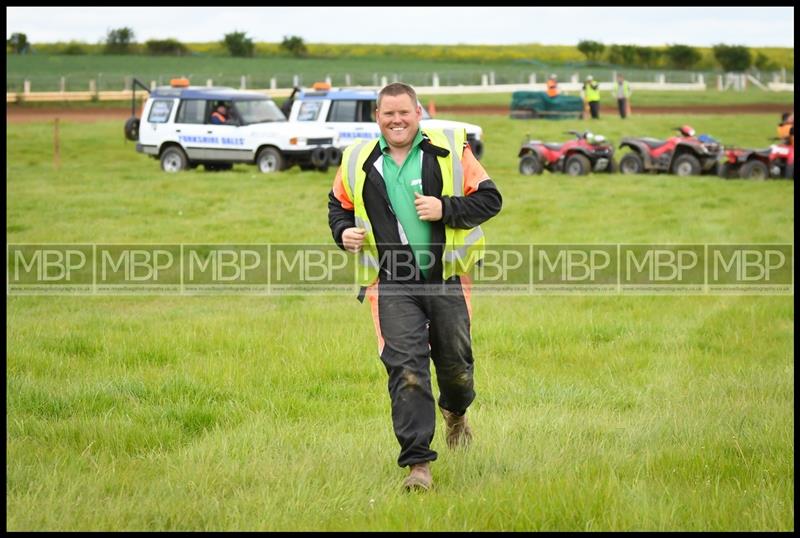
left=210, top=104, right=228, bottom=125
left=777, top=112, right=794, bottom=145
left=546, top=74, right=559, bottom=97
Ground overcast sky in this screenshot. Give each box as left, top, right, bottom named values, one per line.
left=6, top=6, right=795, bottom=47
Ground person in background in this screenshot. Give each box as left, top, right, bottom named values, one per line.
left=615, top=73, right=632, bottom=119
left=546, top=74, right=559, bottom=97
left=777, top=112, right=794, bottom=145
left=210, top=104, right=228, bottom=125
left=582, top=75, right=601, bottom=119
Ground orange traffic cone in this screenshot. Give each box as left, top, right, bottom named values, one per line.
left=428, top=99, right=436, bottom=117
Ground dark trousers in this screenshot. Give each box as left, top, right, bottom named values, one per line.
left=589, top=100, right=600, bottom=119
left=617, top=98, right=628, bottom=119
left=367, top=276, right=475, bottom=467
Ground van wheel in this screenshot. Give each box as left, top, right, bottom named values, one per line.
left=257, top=147, right=284, bottom=173
left=161, top=147, right=188, bottom=172
left=310, top=147, right=328, bottom=168
left=470, top=140, right=484, bottom=160
left=124, top=117, right=140, bottom=141
left=326, top=147, right=342, bottom=166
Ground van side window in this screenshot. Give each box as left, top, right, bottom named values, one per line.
left=297, top=101, right=322, bottom=121
left=176, top=100, right=207, bottom=124
left=328, top=100, right=358, bottom=122
left=359, top=100, right=375, bottom=122
left=148, top=100, right=174, bottom=123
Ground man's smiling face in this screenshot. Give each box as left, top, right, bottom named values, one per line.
left=376, top=93, right=422, bottom=151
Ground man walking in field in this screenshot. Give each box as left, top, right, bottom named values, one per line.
left=615, top=73, right=632, bottom=119
left=328, top=83, right=502, bottom=491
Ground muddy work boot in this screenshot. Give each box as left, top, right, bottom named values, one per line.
left=403, top=462, right=433, bottom=491
left=440, top=407, right=473, bottom=449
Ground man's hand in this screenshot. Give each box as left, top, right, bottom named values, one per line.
left=342, top=227, right=366, bottom=253
left=414, top=192, right=442, bottom=222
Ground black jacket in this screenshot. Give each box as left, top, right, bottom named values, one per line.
left=328, top=137, right=502, bottom=284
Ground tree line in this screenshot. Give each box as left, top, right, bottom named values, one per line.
left=6, top=29, right=786, bottom=72
left=577, top=40, right=778, bottom=72
left=7, top=29, right=307, bottom=58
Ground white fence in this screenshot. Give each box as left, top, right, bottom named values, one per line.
left=6, top=71, right=793, bottom=103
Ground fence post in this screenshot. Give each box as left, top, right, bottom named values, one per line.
left=717, top=75, right=723, bottom=91
left=270, top=78, right=277, bottom=90
left=381, top=76, right=388, bottom=87
left=529, top=73, right=536, bottom=85
left=60, top=77, right=66, bottom=93
left=481, top=74, right=488, bottom=86
left=392, top=73, right=398, bottom=83
left=325, top=75, right=332, bottom=85
left=150, top=81, right=156, bottom=91
left=206, top=79, right=213, bottom=87
left=697, top=74, right=704, bottom=86
left=489, top=71, right=495, bottom=85
left=24, top=79, right=31, bottom=94
left=293, top=75, right=300, bottom=87
left=89, top=79, right=96, bottom=94
left=240, top=76, right=246, bottom=89
left=432, top=73, right=439, bottom=87
left=345, top=73, right=351, bottom=86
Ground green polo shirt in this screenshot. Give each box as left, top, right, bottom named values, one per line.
left=378, top=130, right=432, bottom=278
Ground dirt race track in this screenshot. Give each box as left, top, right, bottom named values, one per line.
left=6, top=103, right=793, bottom=124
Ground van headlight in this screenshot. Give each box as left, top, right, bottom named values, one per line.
left=289, top=137, right=307, bottom=146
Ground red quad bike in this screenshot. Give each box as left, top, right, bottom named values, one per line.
left=518, top=130, right=616, bottom=176
left=718, top=139, right=794, bottom=180
left=618, top=125, right=721, bottom=177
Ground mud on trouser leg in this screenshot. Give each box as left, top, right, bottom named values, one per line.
left=426, top=276, right=476, bottom=415
left=374, top=283, right=438, bottom=467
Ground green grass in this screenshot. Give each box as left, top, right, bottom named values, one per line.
left=6, top=51, right=794, bottom=92
left=6, top=113, right=794, bottom=530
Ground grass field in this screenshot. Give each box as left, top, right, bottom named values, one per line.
left=6, top=111, right=794, bottom=530
left=6, top=51, right=794, bottom=92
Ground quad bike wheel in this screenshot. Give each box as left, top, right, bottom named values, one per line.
left=519, top=154, right=543, bottom=175
left=619, top=153, right=644, bottom=174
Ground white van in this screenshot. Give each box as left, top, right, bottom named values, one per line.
left=127, top=79, right=341, bottom=173
left=284, top=86, right=485, bottom=159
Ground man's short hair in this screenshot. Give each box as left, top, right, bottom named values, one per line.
left=377, top=82, right=418, bottom=109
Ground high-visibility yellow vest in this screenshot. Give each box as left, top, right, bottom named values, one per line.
left=584, top=82, right=600, bottom=102
left=616, top=80, right=631, bottom=98
left=340, top=128, right=485, bottom=286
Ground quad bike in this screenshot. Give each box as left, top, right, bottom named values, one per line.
left=518, top=130, right=616, bottom=176
left=618, top=125, right=722, bottom=177
left=718, top=138, right=794, bottom=180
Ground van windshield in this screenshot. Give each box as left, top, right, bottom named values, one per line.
left=234, top=99, right=286, bottom=124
